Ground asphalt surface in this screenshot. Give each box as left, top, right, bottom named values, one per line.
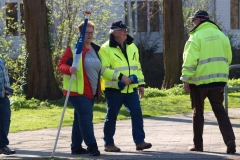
left=1, top=108, right=240, bottom=159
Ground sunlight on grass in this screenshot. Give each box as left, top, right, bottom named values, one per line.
left=10, top=92, right=240, bottom=133
left=11, top=107, right=74, bottom=132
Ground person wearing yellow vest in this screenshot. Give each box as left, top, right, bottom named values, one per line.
left=58, top=21, right=101, bottom=156
left=180, top=10, right=236, bottom=154
left=99, top=20, right=152, bottom=152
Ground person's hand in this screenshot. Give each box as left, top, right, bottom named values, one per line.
left=121, top=75, right=132, bottom=85
left=183, top=82, right=190, bottom=93
left=138, top=87, right=144, bottom=99
left=70, top=67, right=77, bottom=74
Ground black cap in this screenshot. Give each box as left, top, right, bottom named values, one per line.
left=110, top=20, right=129, bottom=29
left=189, top=10, right=209, bottom=19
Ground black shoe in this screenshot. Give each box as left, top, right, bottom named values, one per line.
left=0, top=146, right=16, bottom=155
left=188, top=146, right=203, bottom=152
left=89, top=149, right=100, bottom=156
left=71, top=147, right=88, bottom=154
left=227, top=141, right=236, bottom=154
left=88, top=145, right=100, bottom=156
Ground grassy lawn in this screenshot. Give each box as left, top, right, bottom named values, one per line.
left=10, top=92, right=240, bottom=133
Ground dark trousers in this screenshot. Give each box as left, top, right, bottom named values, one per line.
left=103, top=90, right=145, bottom=146
left=189, top=86, right=235, bottom=148
left=68, top=96, right=97, bottom=151
left=0, top=96, right=11, bottom=148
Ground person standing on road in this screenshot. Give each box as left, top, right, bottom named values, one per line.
left=58, top=21, right=101, bottom=156
left=180, top=10, right=236, bottom=154
left=99, top=20, right=152, bottom=152
left=0, top=58, right=15, bottom=155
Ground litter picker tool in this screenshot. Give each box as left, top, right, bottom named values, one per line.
left=51, top=10, right=91, bottom=157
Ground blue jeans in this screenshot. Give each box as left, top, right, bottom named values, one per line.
left=104, top=90, right=145, bottom=146
left=68, top=96, right=97, bottom=151
left=0, top=96, right=10, bottom=148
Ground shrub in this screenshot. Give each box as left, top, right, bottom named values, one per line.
left=9, top=79, right=240, bottom=111
left=227, top=79, right=240, bottom=93
left=164, top=84, right=188, bottom=96
left=10, top=96, right=52, bottom=111
left=144, top=87, right=167, bottom=98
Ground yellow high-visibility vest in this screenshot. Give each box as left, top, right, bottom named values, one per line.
left=99, top=41, right=145, bottom=93
left=63, top=52, right=84, bottom=94
left=181, top=21, right=232, bottom=85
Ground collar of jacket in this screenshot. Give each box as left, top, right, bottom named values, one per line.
left=190, top=20, right=222, bottom=33
left=90, top=42, right=101, bottom=60
left=90, top=42, right=100, bottom=52
left=109, top=34, right=134, bottom=47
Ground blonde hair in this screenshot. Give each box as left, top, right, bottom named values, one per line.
left=78, top=21, right=95, bottom=32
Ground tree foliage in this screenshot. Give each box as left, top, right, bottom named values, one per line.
left=0, top=3, right=26, bottom=95
left=0, top=0, right=119, bottom=100
left=45, top=0, right=119, bottom=88
left=1, top=0, right=239, bottom=99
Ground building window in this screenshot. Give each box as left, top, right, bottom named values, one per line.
left=149, top=1, right=159, bottom=32
left=125, top=0, right=160, bottom=32
left=137, top=1, right=148, bottom=32
left=231, top=0, right=239, bottom=29
left=6, top=2, right=24, bottom=36
left=20, top=3, right=24, bottom=34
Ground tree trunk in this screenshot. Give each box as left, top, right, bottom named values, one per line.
left=162, top=0, right=185, bottom=89
left=23, top=0, right=62, bottom=100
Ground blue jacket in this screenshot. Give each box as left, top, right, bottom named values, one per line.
left=0, top=59, right=12, bottom=98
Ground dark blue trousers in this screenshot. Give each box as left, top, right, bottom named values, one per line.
left=0, top=96, right=10, bottom=148
left=103, top=90, right=145, bottom=146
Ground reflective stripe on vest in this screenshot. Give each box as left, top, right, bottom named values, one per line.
left=183, top=66, right=196, bottom=72
left=180, top=73, right=228, bottom=82
left=116, top=66, right=137, bottom=71
left=180, top=75, right=190, bottom=81
left=102, top=66, right=137, bottom=73
left=101, top=67, right=108, bottom=75
left=105, top=81, right=118, bottom=88
left=192, top=73, right=228, bottom=82
left=184, top=57, right=228, bottom=73
left=112, top=70, right=119, bottom=81
left=182, top=57, right=229, bottom=82
left=104, top=78, right=145, bottom=88
left=198, top=57, right=228, bottom=65
left=102, top=66, right=138, bottom=81
left=138, top=79, right=144, bottom=83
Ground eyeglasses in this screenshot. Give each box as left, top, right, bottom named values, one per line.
left=192, top=18, right=197, bottom=22
left=85, top=32, right=93, bottom=35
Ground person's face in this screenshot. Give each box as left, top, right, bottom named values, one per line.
left=113, top=28, right=128, bottom=44
left=84, top=26, right=94, bottom=44
left=192, top=18, right=200, bottom=26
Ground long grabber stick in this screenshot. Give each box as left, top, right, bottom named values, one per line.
left=51, top=10, right=91, bottom=157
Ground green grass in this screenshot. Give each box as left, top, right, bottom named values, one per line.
left=10, top=92, right=240, bottom=133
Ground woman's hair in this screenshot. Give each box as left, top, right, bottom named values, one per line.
left=78, top=21, right=95, bottom=32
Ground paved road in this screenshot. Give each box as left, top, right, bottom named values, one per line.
left=1, top=108, right=240, bottom=159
